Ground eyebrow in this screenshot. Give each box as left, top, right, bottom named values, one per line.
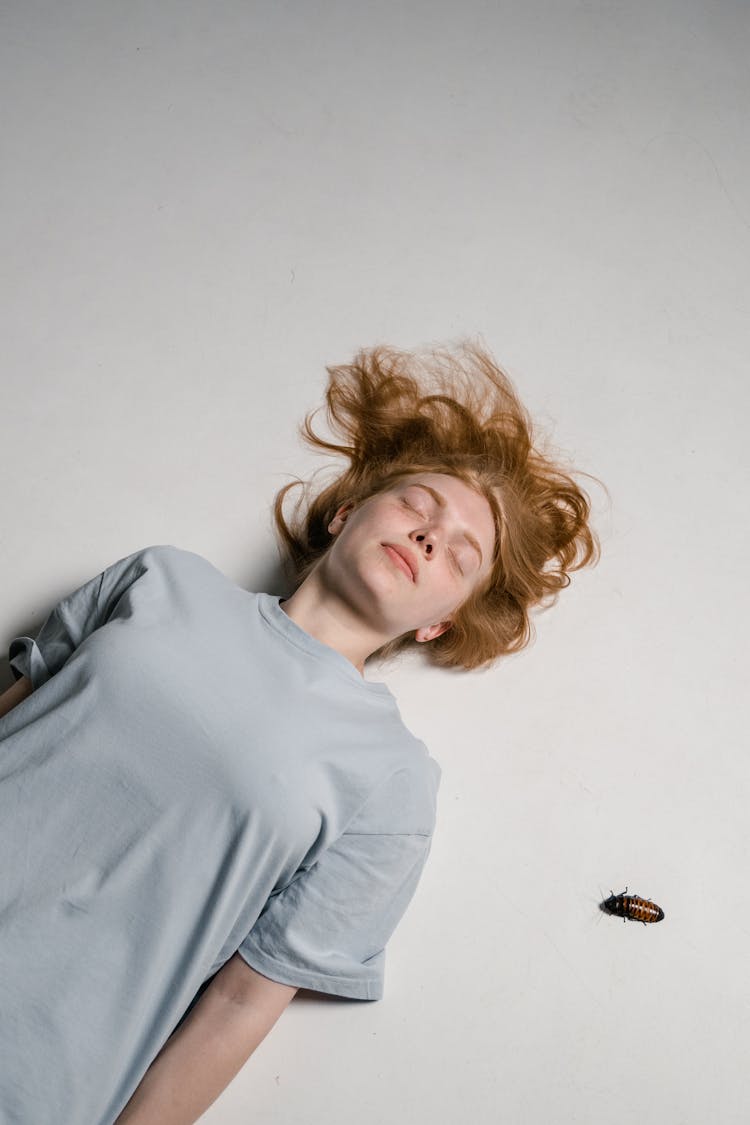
left=406, top=483, right=484, bottom=568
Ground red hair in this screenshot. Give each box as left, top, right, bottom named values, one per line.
left=271, top=337, right=603, bottom=671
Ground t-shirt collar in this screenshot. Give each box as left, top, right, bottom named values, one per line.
left=257, top=593, right=394, bottom=698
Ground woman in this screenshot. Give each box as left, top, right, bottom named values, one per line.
left=0, top=339, right=600, bottom=1124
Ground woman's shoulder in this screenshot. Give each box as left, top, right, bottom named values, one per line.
left=347, top=743, right=441, bottom=837
left=131, top=543, right=229, bottom=581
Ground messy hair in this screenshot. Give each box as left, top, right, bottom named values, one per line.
left=271, top=337, right=603, bottom=671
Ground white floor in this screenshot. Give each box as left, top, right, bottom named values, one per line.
left=2, top=2, right=748, bottom=1122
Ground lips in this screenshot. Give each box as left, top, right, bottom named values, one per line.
left=383, top=543, right=417, bottom=582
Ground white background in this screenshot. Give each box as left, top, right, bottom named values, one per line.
left=1, top=2, right=748, bottom=1122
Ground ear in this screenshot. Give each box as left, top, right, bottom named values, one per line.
left=328, top=501, right=356, bottom=535
left=415, top=620, right=452, bottom=643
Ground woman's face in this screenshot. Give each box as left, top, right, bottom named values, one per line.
left=321, top=471, right=497, bottom=643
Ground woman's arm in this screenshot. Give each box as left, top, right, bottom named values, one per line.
left=114, top=956, right=297, bottom=1125
left=0, top=674, right=33, bottom=719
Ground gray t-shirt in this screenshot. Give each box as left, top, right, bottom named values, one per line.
left=0, top=544, right=441, bottom=1124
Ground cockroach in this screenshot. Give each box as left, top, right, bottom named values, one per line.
left=599, top=886, right=664, bottom=925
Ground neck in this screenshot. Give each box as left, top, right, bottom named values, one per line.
left=278, top=587, right=380, bottom=678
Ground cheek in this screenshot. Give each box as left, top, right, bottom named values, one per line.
left=336, top=516, right=380, bottom=556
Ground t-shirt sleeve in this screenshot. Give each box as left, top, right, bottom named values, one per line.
left=237, top=827, right=435, bottom=1001
left=7, top=546, right=152, bottom=689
